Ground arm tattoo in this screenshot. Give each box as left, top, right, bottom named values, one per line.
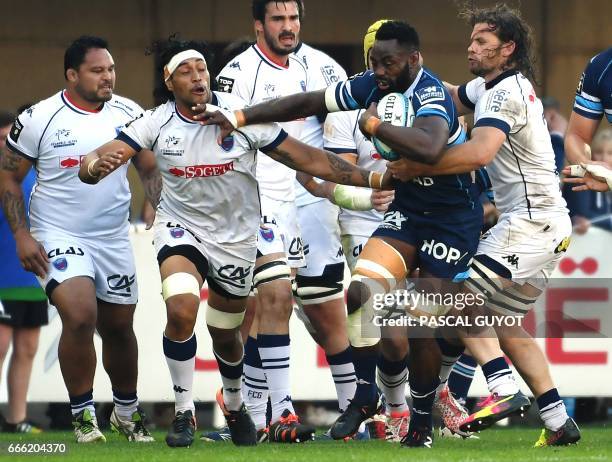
left=268, top=146, right=300, bottom=170
left=1, top=189, right=27, bottom=233
left=142, top=168, right=162, bottom=207
left=0, top=150, right=23, bottom=172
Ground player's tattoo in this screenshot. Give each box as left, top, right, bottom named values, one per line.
left=0, top=149, right=23, bottom=172
left=0, top=189, right=27, bottom=232
left=142, top=168, right=162, bottom=207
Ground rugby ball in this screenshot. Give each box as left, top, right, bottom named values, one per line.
left=372, top=92, right=414, bottom=161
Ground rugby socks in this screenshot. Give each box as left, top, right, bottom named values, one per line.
left=377, top=354, right=409, bottom=413
left=537, top=388, right=569, bottom=431
left=448, top=354, right=478, bottom=405
left=112, top=389, right=138, bottom=420
left=163, top=333, right=196, bottom=414
left=326, top=348, right=357, bottom=413
left=70, top=390, right=96, bottom=419
left=352, top=348, right=379, bottom=405
left=258, top=334, right=293, bottom=423
left=214, top=349, right=244, bottom=412
left=482, top=357, right=519, bottom=396
left=242, top=336, right=269, bottom=430
left=435, top=336, right=464, bottom=389
left=410, top=376, right=439, bottom=429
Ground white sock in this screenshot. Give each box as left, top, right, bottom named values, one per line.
left=163, top=333, right=196, bottom=414
left=112, top=390, right=138, bottom=420
left=258, top=334, right=293, bottom=423
left=243, top=336, right=269, bottom=430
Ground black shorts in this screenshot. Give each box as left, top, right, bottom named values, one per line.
left=0, top=300, right=49, bottom=328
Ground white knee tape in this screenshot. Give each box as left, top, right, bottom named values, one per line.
left=205, top=304, right=245, bottom=329
left=161, top=272, right=200, bottom=301
left=253, top=260, right=291, bottom=287
left=347, top=310, right=380, bottom=347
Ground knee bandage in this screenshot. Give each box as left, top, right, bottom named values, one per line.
left=253, top=260, right=291, bottom=287
left=161, top=272, right=200, bottom=301
left=205, top=303, right=245, bottom=329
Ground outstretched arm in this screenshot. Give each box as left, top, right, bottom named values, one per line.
left=266, top=136, right=391, bottom=190
left=564, top=111, right=599, bottom=164
left=194, top=90, right=329, bottom=141
left=387, top=126, right=504, bottom=180
left=79, top=139, right=137, bottom=184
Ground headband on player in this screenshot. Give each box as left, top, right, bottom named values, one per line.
left=363, top=19, right=390, bottom=68
left=164, top=49, right=206, bottom=81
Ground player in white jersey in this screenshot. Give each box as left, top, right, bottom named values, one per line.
left=215, top=0, right=313, bottom=442
left=387, top=4, right=580, bottom=446
left=0, top=36, right=154, bottom=444
left=78, top=38, right=388, bottom=447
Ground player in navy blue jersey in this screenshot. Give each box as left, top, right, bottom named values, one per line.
left=564, top=48, right=612, bottom=192
left=196, top=20, right=524, bottom=448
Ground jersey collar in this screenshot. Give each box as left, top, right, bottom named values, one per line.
left=174, top=93, right=218, bottom=124
left=403, top=67, right=424, bottom=97
left=253, top=44, right=289, bottom=70
left=61, top=90, right=104, bottom=115
left=485, top=69, right=520, bottom=90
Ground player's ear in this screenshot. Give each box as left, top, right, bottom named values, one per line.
left=165, top=78, right=174, bottom=92
left=66, top=68, right=78, bottom=84
left=254, top=20, right=264, bottom=36
left=501, top=41, right=516, bottom=59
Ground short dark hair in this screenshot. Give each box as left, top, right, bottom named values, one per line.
left=0, top=111, right=15, bottom=128
left=375, top=20, right=420, bottom=52
left=460, top=3, right=538, bottom=83
left=147, top=34, right=214, bottom=104
left=252, top=0, right=304, bottom=22
left=64, top=36, right=109, bottom=80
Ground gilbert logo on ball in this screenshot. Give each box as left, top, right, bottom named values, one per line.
left=372, top=92, right=414, bottom=161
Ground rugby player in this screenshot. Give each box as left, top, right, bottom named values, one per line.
left=78, top=38, right=389, bottom=447
left=388, top=4, right=581, bottom=446
left=0, top=36, right=154, bottom=443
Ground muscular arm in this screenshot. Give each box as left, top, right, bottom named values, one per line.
left=296, top=153, right=357, bottom=199
left=0, top=149, right=31, bottom=234
left=243, top=89, right=328, bottom=124
left=78, top=139, right=137, bottom=184
left=387, top=126, right=504, bottom=179
left=443, top=82, right=473, bottom=116
left=266, top=136, right=389, bottom=189
left=131, top=149, right=162, bottom=208
left=370, top=113, right=450, bottom=164
left=564, top=111, right=599, bottom=164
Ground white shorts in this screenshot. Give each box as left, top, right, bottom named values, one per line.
left=294, top=200, right=344, bottom=305
left=35, top=233, right=138, bottom=305
left=340, top=218, right=380, bottom=272
left=258, top=196, right=304, bottom=268
left=154, top=212, right=256, bottom=298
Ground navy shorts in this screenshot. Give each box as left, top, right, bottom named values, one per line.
left=372, top=204, right=483, bottom=280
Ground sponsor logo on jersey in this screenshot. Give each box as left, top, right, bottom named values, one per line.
left=259, top=227, right=275, bottom=242
left=321, top=65, right=340, bottom=86
left=48, top=246, right=84, bottom=258
left=421, top=239, right=466, bottom=264
left=161, top=135, right=184, bottom=156
left=169, top=161, right=235, bottom=178
left=166, top=222, right=201, bottom=243
left=53, top=257, right=68, bottom=271
left=9, top=119, right=23, bottom=142
left=229, top=61, right=241, bottom=70
left=51, top=129, right=77, bottom=148
left=221, top=136, right=234, bottom=152
left=170, top=227, right=185, bottom=239
left=415, top=85, right=445, bottom=104
left=261, top=215, right=277, bottom=226
left=264, top=83, right=276, bottom=97
left=218, top=76, right=235, bottom=93
left=370, top=149, right=382, bottom=160
left=486, top=89, right=509, bottom=112
left=124, top=113, right=144, bottom=128
left=502, top=254, right=519, bottom=268
left=25, top=106, right=35, bottom=117
left=107, top=274, right=136, bottom=297
left=288, top=237, right=303, bottom=258
left=380, top=210, right=407, bottom=230
left=216, top=264, right=252, bottom=289
left=59, top=155, right=86, bottom=169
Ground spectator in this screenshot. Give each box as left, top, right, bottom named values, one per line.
left=0, top=109, right=48, bottom=433
left=542, top=96, right=568, bottom=173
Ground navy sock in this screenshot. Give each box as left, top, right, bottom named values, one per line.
left=409, top=376, right=439, bottom=429
left=352, top=348, right=378, bottom=405
left=448, top=354, right=477, bottom=404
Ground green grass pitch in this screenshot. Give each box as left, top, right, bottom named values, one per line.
left=0, top=427, right=610, bottom=461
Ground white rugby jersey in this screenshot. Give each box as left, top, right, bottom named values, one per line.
left=292, top=42, right=347, bottom=207
left=324, top=110, right=386, bottom=235
left=217, top=44, right=308, bottom=201
left=118, top=91, right=287, bottom=250
left=6, top=91, right=142, bottom=238
left=458, top=71, right=567, bottom=217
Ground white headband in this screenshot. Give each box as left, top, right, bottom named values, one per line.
left=164, top=49, right=206, bottom=81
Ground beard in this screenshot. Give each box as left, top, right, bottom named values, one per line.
left=263, top=29, right=297, bottom=56
left=76, top=85, right=113, bottom=104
